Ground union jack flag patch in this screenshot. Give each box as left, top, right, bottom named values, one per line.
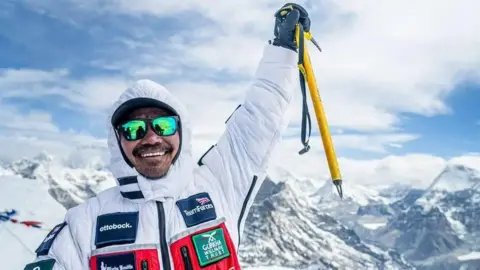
left=176, top=192, right=217, bottom=227
left=196, top=197, right=210, bottom=205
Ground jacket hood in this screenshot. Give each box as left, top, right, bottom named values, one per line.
left=106, top=79, right=194, bottom=203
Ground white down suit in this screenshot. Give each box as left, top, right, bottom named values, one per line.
left=24, top=44, right=298, bottom=270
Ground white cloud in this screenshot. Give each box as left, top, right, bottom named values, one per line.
left=0, top=103, right=59, bottom=132
left=267, top=149, right=467, bottom=189
left=69, top=0, right=479, bottom=134
left=14, top=0, right=480, bottom=133
left=0, top=96, right=473, bottom=190
left=330, top=133, right=419, bottom=153
left=0, top=68, right=129, bottom=112
left=338, top=154, right=449, bottom=188
left=0, top=68, right=67, bottom=84
left=0, top=122, right=472, bottom=191
left=268, top=135, right=427, bottom=180
left=0, top=69, right=67, bottom=100
left=0, top=103, right=107, bottom=163
left=164, top=80, right=248, bottom=137
left=1, top=0, right=478, bottom=187
left=129, top=0, right=480, bottom=132
left=0, top=132, right=107, bottom=164
left=61, top=77, right=130, bottom=110
left=449, top=153, right=480, bottom=171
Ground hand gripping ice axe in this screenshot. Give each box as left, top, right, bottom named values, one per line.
left=275, top=4, right=343, bottom=199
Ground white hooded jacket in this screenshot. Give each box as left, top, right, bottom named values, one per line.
left=24, top=44, right=298, bottom=270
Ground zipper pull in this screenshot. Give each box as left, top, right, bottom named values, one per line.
left=141, top=259, right=148, bottom=270
left=181, top=246, right=193, bottom=270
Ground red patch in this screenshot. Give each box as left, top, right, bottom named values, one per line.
left=170, top=222, right=240, bottom=270
left=89, top=248, right=160, bottom=270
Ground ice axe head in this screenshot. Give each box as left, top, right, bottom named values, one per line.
left=274, top=3, right=311, bottom=32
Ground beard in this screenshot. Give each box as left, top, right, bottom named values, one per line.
left=132, top=142, right=175, bottom=179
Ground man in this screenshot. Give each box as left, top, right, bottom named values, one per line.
left=24, top=3, right=311, bottom=270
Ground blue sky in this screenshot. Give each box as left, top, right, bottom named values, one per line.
left=0, top=0, right=479, bottom=167
left=396, top=80, right=480, bottom=158
left=330, top=79, right=480, bottom=159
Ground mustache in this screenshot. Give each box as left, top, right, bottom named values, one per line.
left=133, top=143, right=173, bottom=156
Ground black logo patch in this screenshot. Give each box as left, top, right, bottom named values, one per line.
left=96, top=252, right=136, bottom=270
left=95, top=212, right=139, bottom=248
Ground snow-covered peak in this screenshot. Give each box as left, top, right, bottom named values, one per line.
left=378, top=183, right=413, bottom=200
left=313, top=178, right=336, bottom=200
left=312, top=179, right=384, bottom=206
left=2, top=151, right=116, bottom=209
left=427, top=164, right=480, bottom=192
left=62, top=146, right=109, bottom=171
left=404, top=164, right=479, bottom=216
left=267, top=166, right=324, bottom=196
left=32, top=151, right=54, bottom=163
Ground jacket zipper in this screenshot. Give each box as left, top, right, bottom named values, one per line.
left=141, top=260, right=149, bottom=270
left=156, top=201, right=171, bottom=270
left=181, top=246, right=194, bottom=270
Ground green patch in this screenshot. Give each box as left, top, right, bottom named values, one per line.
left=192, top=227, right=230, bottom=266
left=24, top=259, right=55, bottom=270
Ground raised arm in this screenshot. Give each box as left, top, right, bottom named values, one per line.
left=198, top=4, right=309, bottom=243
left=200, top=43, right=297, bottom=194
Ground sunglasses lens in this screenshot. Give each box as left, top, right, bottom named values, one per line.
left=119, top=120, right=147, bottom=141
left=152, top=117, right=177, bottom=136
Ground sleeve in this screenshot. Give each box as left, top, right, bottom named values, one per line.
left=23, top=222, right=84, bottom=270
left=198, top=44, right=298, bottom=239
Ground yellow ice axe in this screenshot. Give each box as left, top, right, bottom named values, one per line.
left=281, top=6, right=343, bottom=198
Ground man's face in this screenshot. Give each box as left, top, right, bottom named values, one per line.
left=119, top=107, right=180, bottom=179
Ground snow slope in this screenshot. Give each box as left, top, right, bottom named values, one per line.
left=0, top=174, right=66, bottom=269
left=0, top=153, right=114, bottom=269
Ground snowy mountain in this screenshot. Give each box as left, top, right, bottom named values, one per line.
left=365, top=164, right=480, bottom=270
left=4, top=151, right=116, bottom=209
left=0, top=152, right=116, bottom=268
left=356, top=188, right=425, bottom=217
left=306, top=178, right=393, bottom=231
left=239, top=178, right=414, bottom=270
left=426, top=164, right=480, bottom=192
left=312, top=179, right=386, bottom=206
left=3, top=152, right=480, bottom=270
left=378, top=184, right=413, bottom=201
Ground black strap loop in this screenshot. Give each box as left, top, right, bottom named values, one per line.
left=297, top=23, right=312, bottom=155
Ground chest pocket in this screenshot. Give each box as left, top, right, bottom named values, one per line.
left=169, top=217, right=240, bottom=270
left=88, top=211, right=162, bottom=269
left=89, top=247, right=161, bottom=270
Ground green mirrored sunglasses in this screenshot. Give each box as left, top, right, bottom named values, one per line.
left=117, top=116, right=178, bottom=141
